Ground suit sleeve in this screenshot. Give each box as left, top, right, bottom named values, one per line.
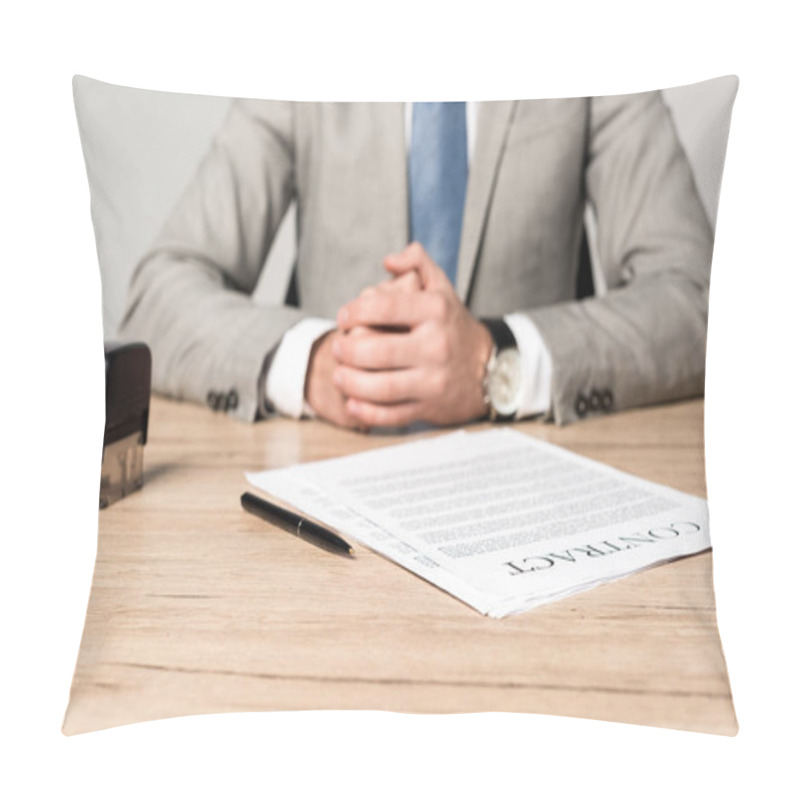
left=118, top=98, right=307, bottom=422
left=525, top=91, right=714, bottom=424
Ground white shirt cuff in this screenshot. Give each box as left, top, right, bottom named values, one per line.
left=264, top=318, right=336, bottom=419
left=504, top=313, right=553, bottom=418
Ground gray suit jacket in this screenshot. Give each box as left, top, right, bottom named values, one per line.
left=119, top=93, right=713, bottom=424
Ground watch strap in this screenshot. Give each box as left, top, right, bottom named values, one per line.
left=481, top=317, right=517, bottom=353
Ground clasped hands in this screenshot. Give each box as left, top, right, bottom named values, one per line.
left=304, top=242, right=494, bottom=430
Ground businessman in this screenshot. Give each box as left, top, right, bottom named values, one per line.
left=120, top=96, right=713, bottom=429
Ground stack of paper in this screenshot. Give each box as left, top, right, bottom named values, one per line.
left=246, top=429, right=710, bottom=617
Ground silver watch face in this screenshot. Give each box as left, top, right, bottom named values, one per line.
left=488, top=348, right=522, bottom=416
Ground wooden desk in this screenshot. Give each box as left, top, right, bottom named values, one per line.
left=64, top=397, right=737, bottom=735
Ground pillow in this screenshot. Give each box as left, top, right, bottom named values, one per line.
left=64, top=75, right=738, bottom=735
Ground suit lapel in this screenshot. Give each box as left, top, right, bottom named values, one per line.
left=456, top=100, right=517, bottom=301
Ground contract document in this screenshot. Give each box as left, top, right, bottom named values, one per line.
left=246, top=429, right=710, bottom=617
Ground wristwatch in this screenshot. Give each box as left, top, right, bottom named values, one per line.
left=481, top=318, right=522, bottom=422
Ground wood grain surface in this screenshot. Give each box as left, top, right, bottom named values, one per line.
left=63, top=396, right=737, bottom=735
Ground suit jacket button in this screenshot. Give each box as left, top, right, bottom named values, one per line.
left=601, top=389, right=613, bottom=411
left=226, top=389, right=239, bottom=411
left=589, top=390, right=602, bottom=412
left=207, top=390, right=218, bottom=410
left=575, top=393, right=589, bottom=418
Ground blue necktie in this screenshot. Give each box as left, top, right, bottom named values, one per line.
left=409, top=102, right=468, bottom=285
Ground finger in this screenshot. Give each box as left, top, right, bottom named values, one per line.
left=348, top=324, right=371, bottom=337
left=377, top=270, right=422, bottom=293
left=383, top=242, right=433, bottom=271
left=358, top=270, right=420, bottom=298
left=333, top=365, right=423, bottom=404
left=383, top=242, right=449, bottom=290
left=338, top=290, right=448, bottom=331
left=351, top=289, right=414, bottom=333
left=333, top=329, right=419, bottom=370
left=346, top=398, right=423, bottom=428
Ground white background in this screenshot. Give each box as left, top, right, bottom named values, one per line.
left=2, top=2, right=798, bottom=798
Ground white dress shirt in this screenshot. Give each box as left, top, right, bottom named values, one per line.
left=265, top=102, right=553, bottom=420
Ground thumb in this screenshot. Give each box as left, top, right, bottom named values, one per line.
left=379, top=270, right=423, bottom=293
left=383, top=242, right=449, bottom=290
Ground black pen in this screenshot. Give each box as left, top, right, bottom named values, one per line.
left=240, top=492, right=355, bottom=557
